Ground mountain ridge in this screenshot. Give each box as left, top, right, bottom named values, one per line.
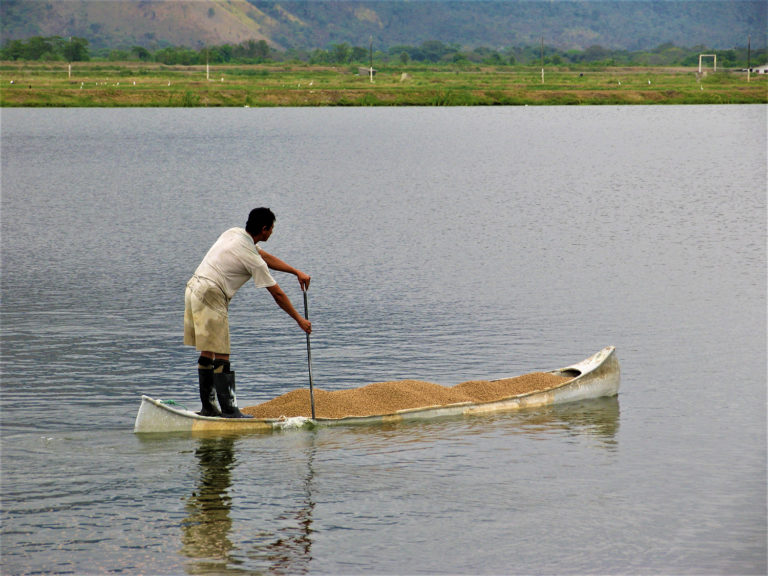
left=1, top=1, right=765, bottom=53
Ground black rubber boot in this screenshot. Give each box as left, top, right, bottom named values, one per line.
left=213, top=371, right=252, bottom=419
left=197, top=367, right=222, bottom=417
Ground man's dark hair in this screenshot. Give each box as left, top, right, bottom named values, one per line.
left=246, top=207, right=276, bottom=235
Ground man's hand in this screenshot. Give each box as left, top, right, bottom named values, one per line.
left=298, top=317, right=312, bottom=334
left=297, top=270, right=311, bottom=291
left=258, top=249, right=310, bottom=291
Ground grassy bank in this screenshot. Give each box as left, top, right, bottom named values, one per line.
left=1, top=61, right=765, bottom=106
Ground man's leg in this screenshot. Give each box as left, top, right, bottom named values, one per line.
left=186, top=280, right=235, bottom=416
left=196, top=351, right=221, bottom=417
left=208, top=352, right=251, bottom=419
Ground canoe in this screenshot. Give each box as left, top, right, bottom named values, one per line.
left=134, top=345, right=619, bottom=434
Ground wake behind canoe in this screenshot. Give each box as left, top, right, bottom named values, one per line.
left=134, top=346, right=619, bottom=434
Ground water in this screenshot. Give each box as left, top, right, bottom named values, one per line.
left=1, top=105, right=765, bottom=575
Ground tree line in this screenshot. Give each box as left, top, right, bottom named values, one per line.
left=2, top=36, right=90, bottom=62
left=2, top=36, right=764, bottom=69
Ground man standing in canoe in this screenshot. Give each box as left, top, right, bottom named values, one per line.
left=184, top=207, right=312, bottom=418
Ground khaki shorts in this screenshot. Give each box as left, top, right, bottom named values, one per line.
left=184, top=276, right=231, bottom=354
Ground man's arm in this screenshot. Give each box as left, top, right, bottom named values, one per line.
left=266, top=284, right=312, bottom=334
left=259, top=249, right=311, bottom=290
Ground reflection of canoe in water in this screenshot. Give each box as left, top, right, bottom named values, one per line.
left=134, top=346, right=619, bottom=434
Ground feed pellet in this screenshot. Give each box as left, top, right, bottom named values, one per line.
left=243, top=371, right=571, bottom=419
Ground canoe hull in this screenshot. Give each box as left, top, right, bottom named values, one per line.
left=134, top=346, right=619, bottom=434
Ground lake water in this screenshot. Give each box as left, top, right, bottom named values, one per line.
left=1, top=105, right=765, bottom=575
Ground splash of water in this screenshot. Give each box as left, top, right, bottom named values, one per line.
left=273, top=416, right=313, bottom=430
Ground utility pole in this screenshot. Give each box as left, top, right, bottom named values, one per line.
left=369, top=36, right=374, bottom=83
left=747, top=35, right=751, bottom=82
left=540, top=36, right=544, bottom=84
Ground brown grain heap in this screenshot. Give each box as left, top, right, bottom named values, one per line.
left=242, top=371, right=571, bottom=420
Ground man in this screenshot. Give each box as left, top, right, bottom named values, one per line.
left=184, top=207, right=311, bottom=418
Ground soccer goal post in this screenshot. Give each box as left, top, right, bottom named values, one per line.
left=698, top=54, right=717, bottom=73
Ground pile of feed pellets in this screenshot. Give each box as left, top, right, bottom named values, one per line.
left=243, top=371, right=571, bottom=419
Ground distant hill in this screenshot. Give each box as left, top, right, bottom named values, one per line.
left=0, top=0, right=276, bottom=49
left=1, top=0, right=765, bottom=52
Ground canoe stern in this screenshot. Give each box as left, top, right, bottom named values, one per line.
left=134, top=396, right=276, bottom=433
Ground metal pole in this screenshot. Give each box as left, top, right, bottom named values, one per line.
left=303, top=289, right=316, bottom=419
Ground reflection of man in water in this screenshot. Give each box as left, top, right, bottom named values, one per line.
left=181, top=437, right=236, bottom=569
left=181, top=436, right=317, bottom=574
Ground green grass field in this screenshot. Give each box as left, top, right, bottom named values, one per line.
left=1, top=61, right=765, bottom=106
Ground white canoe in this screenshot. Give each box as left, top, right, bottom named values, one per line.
left=134, top=346, right=619, bottom=434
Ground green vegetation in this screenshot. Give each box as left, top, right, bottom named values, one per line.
left=3, top=35, right=765, bottom=108
left=3, top=2, right=763, bottom=108
left=3, top=35, right=765, bottom=70
left=2, top=60, right=765, bottom=107
left=1, top=36, right=91, bottom=62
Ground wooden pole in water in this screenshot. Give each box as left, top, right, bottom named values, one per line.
left=303, top=289, right=316, bottom=419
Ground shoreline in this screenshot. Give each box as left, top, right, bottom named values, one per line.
left=2, top=61, right=765, bottom=107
